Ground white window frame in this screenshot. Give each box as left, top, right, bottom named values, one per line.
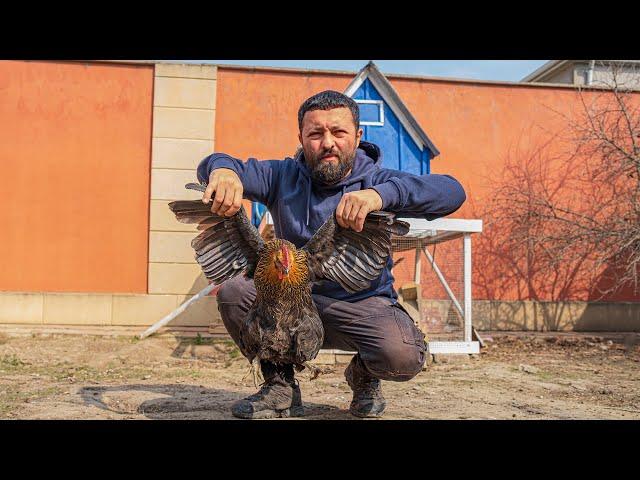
left=355, top=99, right=384, bottom=126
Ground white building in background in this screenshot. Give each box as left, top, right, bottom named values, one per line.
left=522, top=60, right=640, bottom=89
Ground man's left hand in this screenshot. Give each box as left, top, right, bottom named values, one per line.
left=335, top=189, right=383, bottom=232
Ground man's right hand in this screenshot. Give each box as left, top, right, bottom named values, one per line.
left=202, top=168, right=244, bottom=217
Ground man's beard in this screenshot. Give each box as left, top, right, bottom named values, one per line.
left=306, top=148, right=356, bottom=185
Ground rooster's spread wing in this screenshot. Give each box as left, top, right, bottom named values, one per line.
left=168, top=183, right=264, bottom=283
left=302, top=211, right=409, bottom=293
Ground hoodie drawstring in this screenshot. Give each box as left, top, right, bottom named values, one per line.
left=306, top=176, right=311, bottom=226
left=306, top=180, right=346, bottom=227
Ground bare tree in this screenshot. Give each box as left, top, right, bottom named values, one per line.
left=472, top=137, right=599, bottom=330
left=542, top=63, right=640, bottom=299
left=477, top=63, right=640, bottom=317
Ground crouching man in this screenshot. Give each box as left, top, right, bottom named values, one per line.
left=198, top=90, right=466, bottom=418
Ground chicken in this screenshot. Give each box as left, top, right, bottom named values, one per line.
left=169, top=183, right=410, bottom=370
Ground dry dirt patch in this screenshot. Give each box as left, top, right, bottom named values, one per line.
left=1, top=332, right=638, bottom=419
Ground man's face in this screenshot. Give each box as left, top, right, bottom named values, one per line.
left=298, top=107, right=363, bottom=184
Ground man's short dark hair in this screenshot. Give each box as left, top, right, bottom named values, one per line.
left=297, top=90, right=360, bottom=131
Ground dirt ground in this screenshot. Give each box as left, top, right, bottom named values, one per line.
left=0, top=331, right=638, bottom=420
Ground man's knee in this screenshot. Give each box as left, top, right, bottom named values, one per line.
left=363, top=305, right=427, bottom=381
left=217, top=276, right=252, bottom=305
left=216, top=276, right=256, bottom=332
left=362, top=343, right=425, bottom=382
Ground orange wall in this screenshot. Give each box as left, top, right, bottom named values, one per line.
left=215, top=69, right=353, bottom=159
left=0, top=61, right=153, bottom=293
left=215, top=67, right=640, bottom=302
left=391, top=79, right=579, bottom=212
left=216, top=68, right=586, bottom=216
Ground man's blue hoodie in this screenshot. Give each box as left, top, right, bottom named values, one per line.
left=197, top=141, right=466, bottom=303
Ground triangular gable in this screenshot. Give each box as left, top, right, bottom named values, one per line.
left=344, top=61, right=440, bottom=158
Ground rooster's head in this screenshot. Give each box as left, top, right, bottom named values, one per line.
left=277, top=241, right=300, bottom=280
left=255, top=239, right=308, bottom=290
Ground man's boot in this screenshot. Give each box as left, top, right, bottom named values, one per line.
left=231, top=361, right=303, bottom=419
left=344, top=355, right=386, bottom=418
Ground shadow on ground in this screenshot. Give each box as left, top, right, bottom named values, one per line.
left=79, top=384, right=351, bottom=420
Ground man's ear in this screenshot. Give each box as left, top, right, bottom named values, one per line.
left=298, top=132, right=303, bottom=145
left=355, top=128, right=363, bottom=147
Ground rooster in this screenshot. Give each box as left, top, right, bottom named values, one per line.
left=169, top=183, right=410, bottom=371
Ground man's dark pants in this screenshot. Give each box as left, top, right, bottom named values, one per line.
left=217, top=276, right=427, bottom=381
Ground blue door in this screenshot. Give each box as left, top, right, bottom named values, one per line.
left=352, top=79, right=430, bottom=175
left=251, top=201, right=267, bottom=227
